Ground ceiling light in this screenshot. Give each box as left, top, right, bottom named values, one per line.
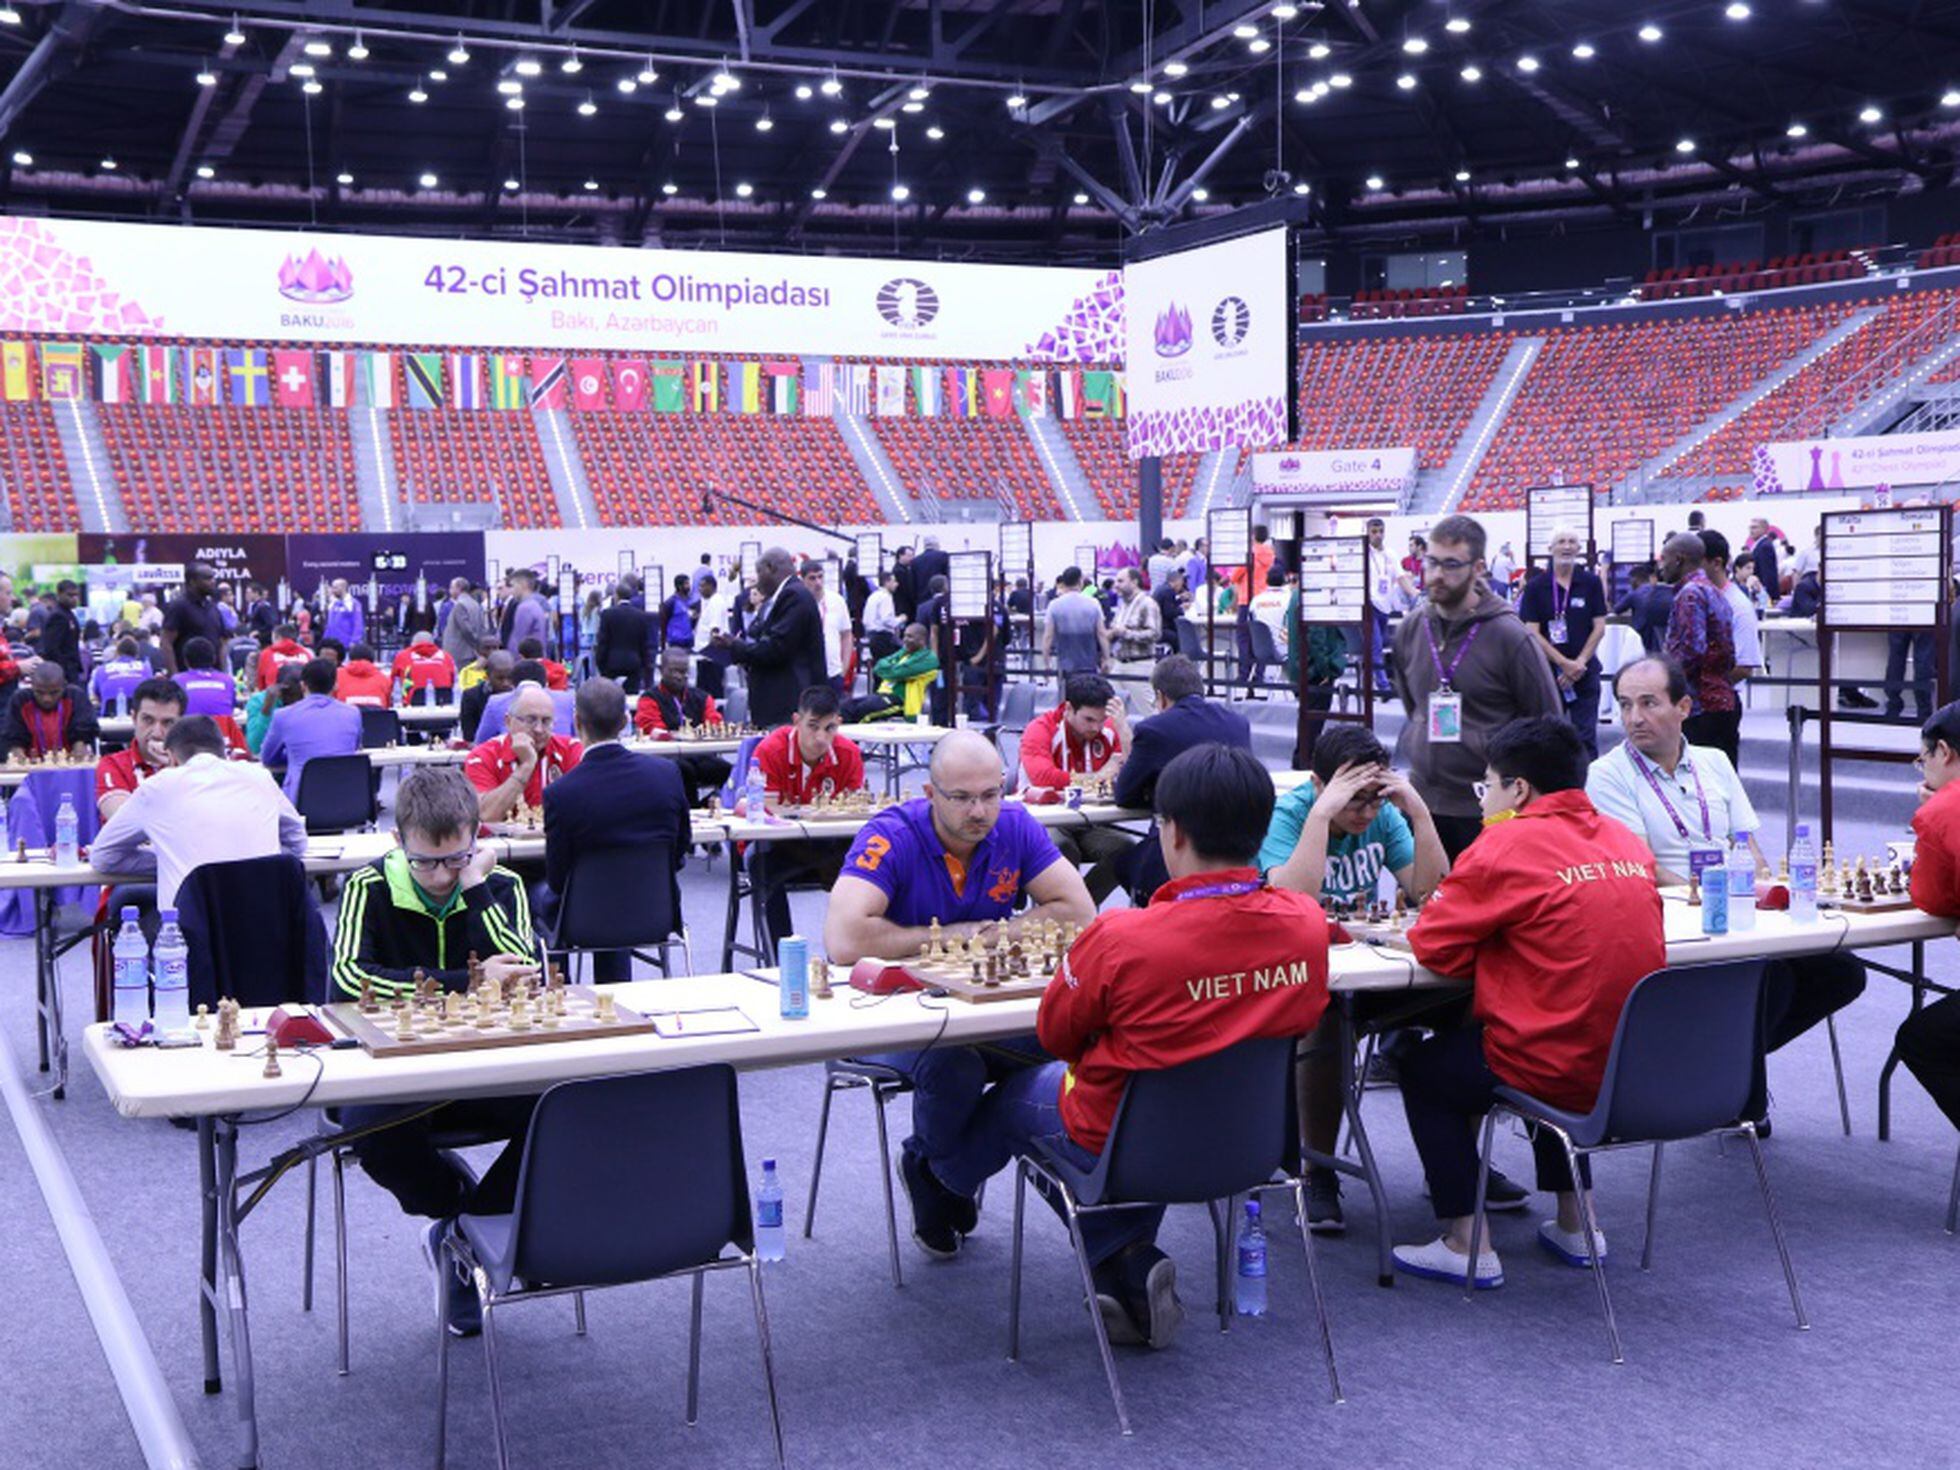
left=1944, top=90, right=1960, bottom=108
left=1454, top=167, right=1471, bottom=182
left=223, top=19, right=244, bottom=44
left=303, top=39, right=331, bottom=57
left=1308, top=42, right=1331, bottom=59
left=578, top=97, right=598, bottom=116
left=908, top=85, right=931, bottom=101
left=196, top=164, right=214, bottom=179
left=1006, top=93, right=1027, bottom=109
left=498, top=79, right=522, bottom=95
left=1294, top=88, right=1317, bottom=104
left=1460, top=64, right=1482, bottom=82
left=0, top=3, right=16, bottom=20
left=1233, top=24, right=1259, bottom=38
left=504, top=178, right=520, bottom=191
left=1565, top=155, right=1580, bottom=169
left=1675, top=137, right=1695, bottom=153
left=1365, top=174, right=1384, bottom=190
left=829, top=117, right=848, bottom=133
left=1571, top=41, right=1596, bottom=59
left=1638, top=22, right=1662, bottom=42
left=926, top=125, right=945, bottom=139
left=562, top=53, right=584, bottom=74
left=302, top=79, right=322, bottom=95
left=811, top=186, right=827, bottom=198
left=1311, top=80, right=1329, bottom=96
left=1073, top=191, right=1089, bottom=204
left=891, top=184, right=910, bottom=201
left=756, top=115, right=774, bottom=131
left=1192, top=186, right=1210, bottom=201
left=820, top=76, right=842, bottom=96
left=1292, top=180, right=1311, bottom=195
left=583, top=178, right=599, bottom=191
left=796, top=83, right=814, bottom=99
left=428, top=69, right=448, bottom=82
left=901, top=100, right=924, bottom=113
left=335, top=171, right=352, bottom=185
left=418, top=171, right=438, bottom=187
left=100, top=156, right=117, bottom=170
left=735, top=182, right=753, bottom=197
left=1403, top=36, right=1429, bottom=54
left=1445, top=16, right=1471, bottom=34
left=289, top=62, right=314, bottom=77
left=1859, top=104, right=1883, bottom=123
left=712, top=68, right=737, bottom=89
left=505, top=97, right=524, bottom=111
left=1329, top=71, right=1352, bottom=88
left=1787, top=121, right=1808, bottom=137
left=665, top=106, right=684, bottom=121
left=1211, top=94, right=1231, bottom=109
left=694, top=94, right=719, bottom=107
left=1131, top=80, right=1152, bottom=93
left=409, top=85, right=428, bottom=103
left=1726, top=1, right=1751, bottom=15
left=1396, top=73, right=1417, bottom=90
left=514, top=57, right=542, bottom=77
left=1272, top=3, right=1299, bottom=17
left=661, top=181, right=678, bottom=195
left=196, top=67, right=217, bottom=87
left=617, top=78, right=637, bottom=93
left=873, top=116, right=895, bottom=129
left=1248, top=38, right=1271, bottom=53
left=447, top=39, right=470, bottom=64
left=966, top=187, right=986, bottom=203
left=1516, top=54, right=1540, bottom=73
left=346, top=36, right=368, bottom=60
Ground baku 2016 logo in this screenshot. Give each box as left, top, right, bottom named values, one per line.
left=877, top=278, right=940, bottom=327
left=1212, top=295, right=1251, bottom=347
left=1153, top=302, right=1193, bottom=357
left=277, top=249, right=355, bottom=304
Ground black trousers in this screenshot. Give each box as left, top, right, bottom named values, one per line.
left=696, top=650, right=729, bottom=699
left=1884, top=631, right=1936, bottom=721
left=341, top=1095, right=538, bottom=1219
left=1296, top=683, right=1335, bottom=769
left=675, top=753, right=733, bottom=810
left=753, top=841, right=849, bottom=948
left=1896, top=992, right=1960, bottom=1131
left=1397, top=1024, right=1585, bottom=1221
left=1431, top=812, right=1484, bottom=864
left=1682, top=707, right=1742, bottom=770
left=1764, top=953, right=1866, bottom=1051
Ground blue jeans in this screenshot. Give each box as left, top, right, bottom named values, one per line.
left=1369, top=609, right=1393, bottom=689
left=860, top=1036, right=1050, bottom=1164
left=932, top=1061, right=1164, bottom=1267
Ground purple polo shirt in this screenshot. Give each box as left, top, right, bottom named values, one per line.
left=90, top=657, right=149, bottom=713
left=259, top=692, right=363, bottom=800
left=174, top=667, right=236, bottom=719
left=839, top=798, right=1062, bottom=927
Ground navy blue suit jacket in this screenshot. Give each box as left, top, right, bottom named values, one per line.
left=541, top=741, right=689, bottom=921
left=1112, top=695, right=1254, bottom=900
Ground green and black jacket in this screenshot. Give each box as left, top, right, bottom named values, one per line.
left=330, top=849, right=539, bottom=1002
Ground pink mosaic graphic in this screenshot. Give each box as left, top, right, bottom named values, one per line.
left=1127, top=394, right=1289, bottom=459
left=0, top=218, right=164, bottom=335
left=1026, top=269, right=1125, bottom=363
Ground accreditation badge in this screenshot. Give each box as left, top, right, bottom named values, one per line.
left=1548, top=617, right=1569, bottom=644
left=1428, top=690, right=1464, bottom=743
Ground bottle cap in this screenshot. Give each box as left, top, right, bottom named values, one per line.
left=120, top=906, right=138, bottom=921
left=160, top=907, right=178, bottom=922
left=1245, top=1198, right=1261, bottom=1217
left=763, top=1158, right=777, bottom=1170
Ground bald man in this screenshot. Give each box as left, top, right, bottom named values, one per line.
left=711, top=546, right=827, bottom=726
left=463, top=682, right=583, bottom=821
left=827, top=729, right=1096, bottom=1259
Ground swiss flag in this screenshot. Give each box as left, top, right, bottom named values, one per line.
left=571, top=357, right=607, bottom=411
left=611, top=359, right=647, bottom=412
left=272, top=350, right=316, bottom=407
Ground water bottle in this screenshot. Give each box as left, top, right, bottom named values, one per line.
left=1726, top=839, right=1757, bottom=933
left=1693, top=841, right=1727, bottom=935
left=151, top=908, right=191, bottom=1032
left=111, top=906, right=150, bottom=1026
left=755, top=1159, right=786, bottom=1262
left=778, top=935, right=810, bottom=1020
left=1234, top=1199, right=1268, bottom=1317
left=53, top=794, right=79, bottom=869
left=1789, top=823, right=1819, bottom=926
left=744, top=762, right=767, bottom=820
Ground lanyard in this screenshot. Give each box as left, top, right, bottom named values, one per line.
left=1552, top=573, right=1572, bottom=621
left=1626, top=744, right=1712, bottom=842
left=1421, top=615, right=1482, bottom=692
left=1173, top=877, right=1263, bottom=902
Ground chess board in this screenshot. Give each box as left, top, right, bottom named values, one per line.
left=666, top=722, right=759, bottom=743
left=1827, top=892, right=1919, bottom=915
left=867, top=920, right=1082, bottom=1003
left=322, top=985, right=654, bottom=1057
left=775, top=794, right=899, bottom=822
left=1340, top=918, right=1417, bottom=951
left=895, top=953, right=1057, bottom=1003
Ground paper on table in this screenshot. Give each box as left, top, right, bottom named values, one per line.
left=650, top=1007, right=758, bottom=1039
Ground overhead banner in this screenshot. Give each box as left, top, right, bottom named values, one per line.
left=1123, top=227, right=1293, bottom=459
left=1754, top=429, right=1960, bottom=495
left=0, top=215, right=1113, bottom=363
left=1251, top=447, right=1415, bottom=502
left=77, top=533, right=287, bottom=593
left=284, top=533, right=484, bottom=603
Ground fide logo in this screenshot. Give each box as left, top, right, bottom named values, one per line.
left=1211, top=295, right=1252, bottom=348
left=876, top=278, right=940, bottom=328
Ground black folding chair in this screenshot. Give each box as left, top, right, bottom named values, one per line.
left=358, top=707, right=402, bottom=749
left=545, top=840, right=689, bottom=981
left=294, top=753, right=378, bottom=834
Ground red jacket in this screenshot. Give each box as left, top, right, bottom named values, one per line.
left=255, top=638, right=308, bottom=691
left=1911, top=780, right=1960, bottom=917
left=1409, top=789, right=1665, bottom=1112
left=464, top=733, right=583, bottom=808
left=543, top=659, right=569, bottom=691
left=335, top=659, right=392, bottom=708
left=1038, top=868, right=1330, bottom=1153
left=1018, top=704, right=1122, bottom=792
left=751, top=723, right=864, bottom=807
left=634, top=685, right=720, bottom=737
left=391, top=645, right=456, bottom=703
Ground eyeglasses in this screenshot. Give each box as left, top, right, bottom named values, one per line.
left=1471, top=779, right=1512, bottom=802
left=935, top=788, right=1002, bottom=808
left=403, top=844, right=476, bottom=873
left=1423, top=555, right=1476, bottom=573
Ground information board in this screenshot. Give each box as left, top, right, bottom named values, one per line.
left=738, top=540, right=762, bottom=577
left=617, top=550, right=635, bottom=576
left=1608, top=518, right=1653, bottom=603
left=1821, top=507, right=1948, bottom=628
left=1208, top=507, right=1253, bottom=578
left=1296, top=536, right=1369, bottom=624
left=1073, top=543, right=1099, bottom=577
left=643, top=565, right=665, bottom=606
left=947, top=550, right=993, bottom=622
left=854, top=532, right=883, bottom=576
left=1526, top=485, right=1594, bottom=564
left=1000, top=521, right=1034, bottom=575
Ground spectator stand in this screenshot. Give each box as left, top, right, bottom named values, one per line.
left=1609, top=518, right=1655, bottom=605
left=1283, top=513, right=1375, bottom=758
left=1207, top=506, right=1254, bottom=699
left=1524, top=482, right=1597, bottom=576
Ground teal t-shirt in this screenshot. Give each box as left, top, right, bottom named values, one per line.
left=1257, top=777, right=1417, bottom=903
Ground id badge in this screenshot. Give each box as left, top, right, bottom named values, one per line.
left=1548, top=617, right=1569, bottom=644
left=1428, top=690, right=1464, bottom=743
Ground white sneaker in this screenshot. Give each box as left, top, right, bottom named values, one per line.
left=1537, top=1219, right=1608, bottom=1268
left=1393, top=1236, right=1503, bottom=1289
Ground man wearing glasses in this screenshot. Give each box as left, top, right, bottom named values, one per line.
left=330, top=766, right=543, bottom=1338
left=464, top=682, right=583, bottom=822
left=826, top=728, right=1096, bottom=1260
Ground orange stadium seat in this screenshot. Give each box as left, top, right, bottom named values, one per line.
left=0, top=403, right=77, bottom=530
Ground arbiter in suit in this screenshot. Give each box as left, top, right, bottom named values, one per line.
left=711, top=546, right=827, bottom=728
left=538, top=679, right=690, bottom=982
left=593, top=577, right=656, bottom=692
left=1111, top=654, right=1253, bottom=903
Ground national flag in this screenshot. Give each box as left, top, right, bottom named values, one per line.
left=41, top=342, right=85, bottom=400
left=801, top=363, right=834, bottom=417
left=732, top=362, right=764, bottom=413
left=319, top=351, right=357, bottom=409
left=529, top=356, right=568, bottom=410
left=766, top=361, right=800, bottom=415
left=650, top=360, right=685, bottom=413
left=1015, top=368, right=1047, bottom=417
left=911, top=364, right=940, bottom=417
left=490, top=354, right=526, bottom=410
left=611, top=359, right=648, bottom=412
left=689, top=360, right=719, bottom=412
left=982, top=368, right=1015, bottom=418
left=843, top=365, right=871, bottom=416
left=946, top=367, right=981, bottom=417
left=404, top=352, right=443, bottom=409
left=1083, top=369, right=1119, bottom=419
left=184, top=347, right=223, bottom=405
left=137, top=346, right=177, bottom=405
left=875, top=364, right=906, bottom=416
left=270, top=349, right=315, bottom=407
left=0, top=342, right=32, bottom=402
left=571, top=358, right=608, bottom=411
left=226, top=349, right=271, bottom=406
left=1057, top=370, right=1082, bottom=420
left=361, top=351, right=396, bottom=409
left=92, top=345, right=135, bottom=404
left=449, top=353, right=483, bottom=410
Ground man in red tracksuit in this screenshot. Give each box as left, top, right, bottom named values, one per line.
left=256, top=623, right=310, bottom=691
left=1017, top=671, right=1136, bottom=904
left=1394, top=716, right=1665, bottom=1290
left=747, top=684, right=866, bottom=949
left=929, top=744, right=1330, bottom=1350
left=391, top=631, right=456, bottom=707
left=1895, top=702, right=1960, bottom=1134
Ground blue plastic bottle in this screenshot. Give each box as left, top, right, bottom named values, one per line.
left=53, top=794, right=79, bottom=869
left=111, top=906, right=150, bottom=1026
left=755, top=1159, right=786, bottom=1262
left=1235, top=1199, right=1268, bottom=1317
left=152, top=907, right=191, bottom=1032
left=778, top=935, right=810, bottom=1020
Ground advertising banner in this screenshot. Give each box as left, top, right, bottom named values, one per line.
left=77, top=533, right=286, bottom=593
left=1123, top=227, right=1293, bottom=459
left=1753, top=429, right=1960, bottom=495
left=1251, top=447, right=1415, bottom=502
left=0, top=533, right=81, bottom=595
left=0, top=216, right=1116, bottom=364
left=284, top=533, right=484, bottom=603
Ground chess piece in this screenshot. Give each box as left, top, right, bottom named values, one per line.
left=13, top=838, right=24, bottom=863
left=445, top=992, right=464, bottom=1024
left=508, top=995, right=531, bottom=1031
left=262, top=1039, right=282, bottom=1079
left=193, top=1003, right=210, bottom=1030
left=467, top=952, right=485, bottom=991
left=396, top=1003, right=416, bottom=1040
left=547, top=959, right=565, bottom=991
left=214, top=1000, right=238, bottom=1051
left=810, top=957, right=832, bottom=1000
left=1687, top=871, right=1701, bottom=906
left=358, top=976, right=378, bottom=1014
left=596, top=991, right=618, bottom=1023
left=927, top=918, right=943, bottom=961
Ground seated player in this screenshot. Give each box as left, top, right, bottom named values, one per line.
left=391, top=630, right=456, bottom=707
left=634, top=647, right=732, bottom=808
left=1896, top=702, right=1960, bottom=1139
left=334, top=642, right=393, bottom=708
left=475, top=660, right=576, bottom=744
left=173, top=636, right=237, bottom=719
left=1588, top=655, right=1865, bottom=1088
left=89, top=636, right=150, bottom=717
left=254, top=622, right=310, bottom=691
left=926, top=745, right=1329, bottom=1347
left=465, top=682, right=583, bottom=822
left=850, top=623, right=939, bottom=722
left=515, top=636, right=569, bottom=690
left=2, top=661, right=100, bottom=760
left=749, top=685, right=866, bottom=949
left=1259, top=722, right=1451, bottom=1230
left=96, top=677, right=184, bottom=820
left=245, top=665, right=302, bottom=756
left=458, top=650, right=514, bottom=744
left=1394, top=717, right=1665, bottom=1287
left=328, top=767, right=542, bottom=1337
left=1018, top=673, right=1136, bottom=906
left=455, top=634, right=501, bottom=693
left=825, top=729, right=1096, bottom=1258
left=259, top=658, right=362, bottom=802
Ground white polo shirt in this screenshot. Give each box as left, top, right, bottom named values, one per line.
left=90, top=752, right=309, bottom=908
left=1585, top=737, right=1757, bottom=877
left=1722, top=581, right=1762, bottom=671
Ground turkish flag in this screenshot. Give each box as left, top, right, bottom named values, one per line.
left=272, top=350, right=316, bottom=407
left=571, top=357, right=607, bottom=411
left=611, top=358, right=647, bottom=412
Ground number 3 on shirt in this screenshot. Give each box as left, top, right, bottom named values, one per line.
left=855, top=835, right=891, bottom=872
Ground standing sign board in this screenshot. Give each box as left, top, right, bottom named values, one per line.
left=1608, top=519, right=1654, bottom=604
left=1525, top=485, right=1595, bottom=569
left=854, top=533, right=883, bottom=578
left=738, top=540, right=763, bottom=581
left=1000, top=521, right=1036, bottom=652
left=946, top=550, right=994, bottom=718
left=1294, top=531, right=1375, bottom=756
left=1206, top=507, right=1254, bottom=698
left=1072, top=543, right=1098, bottom=579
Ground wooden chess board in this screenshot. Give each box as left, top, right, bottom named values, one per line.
left=898, top=954, right=1057, bottom=1003
left=775, top=794, right=899, bottom=822
left=1340, top=918, right=1417, bottom=951
left=1827, top=892, right=1919, bottom=915
left=322, top=986, right=654, bottom=1057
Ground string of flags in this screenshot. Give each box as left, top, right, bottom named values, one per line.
left=0, top=341, right=1126, bottom=420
